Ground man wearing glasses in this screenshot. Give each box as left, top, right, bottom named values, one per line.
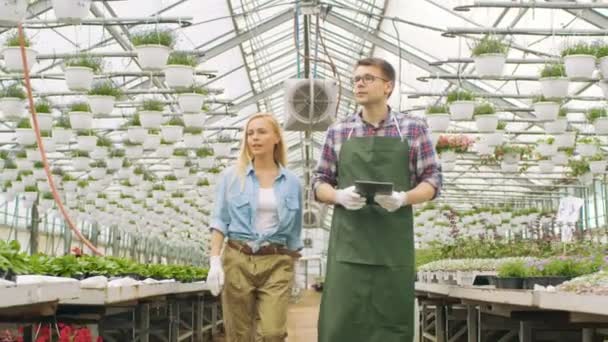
left=312, top=57, right=442, bottom=341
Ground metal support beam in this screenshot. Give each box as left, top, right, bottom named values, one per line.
left=29, top=202, right=39, bottom=255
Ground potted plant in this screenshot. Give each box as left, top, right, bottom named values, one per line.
left=561, top=42, right=597, bottom=79
left=157, top=139, right=175, bottom=158
left=473, top=102, right=498, bottom=133
left=52, top=115, right=73, bottom=144
left=64, top=55, right=102, bottom=91
left=471, top=36, right=508, bottom=77
left=32, top=161, right=46, bottom=180
left=539, top=63, right=568, bottom=98
left=0, top=83, right=25, bottom=120
left=183, top=127, right=203, bottom=148
left=170, top=148, right=188, bottom=169
left=161, top=117, right=184, bottom=142
left=14, top=118, right=35, bottom=146
left=496, top=259, right=528, bottom=289
left=33, top=100, right=53, bottom=131
left=75, top=129, right=97, bottom=152
left=68, top=101, right=93, bottom=130
left=38, top=130, right=55, bottom=153
left=178, top=85, right=208, bottom=113
left=137, top=99, right=164, bottom=129
left=544, top=107, right=568, bottom=134
left=568, top=158, right=592, bottom=185
left=536, top=136, right=557, bottom=157
left=213, top=134, right=233, bottom=156
left=0, top=0, right=28, bottom=25
left=106, top=150, right=124, bottom=170
left=123, top=140, right=143, bottom=159
left=586, top=107, right=608, bottom=134
left=131, top=29, right=175, bottom=70
left=87, top=81, right=122, bottom=115
left=434, top=134, right=473, bottom=164
left=164, top=52, right=197, bottom=88
left=554, top=129, right=576, bottom=149
left=588, top=154, right=607, bottom=174
left=183, top=109, right=206, bottom=128
left=552, top=147, right=573, bottom=166
left=126, top=114, right=147, bottom=144
left=537, top=156, right=555, bottom=173
left=71, top=150, right=90, bottom=171
left=2, top=31, right=37, bottom=72
left=532, top=95, right=560, bottom=122
left=495, top=144, right=528, bottom=164
left=196, top=147, right=214, bottom=169
left=424, top=104, right=450, bottom=132
left=38, top=191, right=55, bottom=212
left=91, top=135, right=111, bottom=159
left=143, top=129, right=161, bottom=150
left=576, top=137, right=600, bottom=157
left=484, top=121, right=505, bottom=147
left=447, top=89, right=475, bottom=121
left=51, top=0, right=92, bottom=22
left=164, top=174, right=179, bottom=192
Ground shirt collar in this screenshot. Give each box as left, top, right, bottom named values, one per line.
left=246, top=162, right=287, bottom=179
left=355, top=105, right=398, bottom=128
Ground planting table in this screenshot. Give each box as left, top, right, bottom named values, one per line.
left=0, top=281, right=80, bottom=318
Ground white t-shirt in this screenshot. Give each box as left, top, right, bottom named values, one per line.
left=256, top=188, right=279, bottom=233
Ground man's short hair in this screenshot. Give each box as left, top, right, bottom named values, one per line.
left=355, top=57, right=396, bottom=98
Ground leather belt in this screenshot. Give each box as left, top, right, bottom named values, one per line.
left=227, top=240, right=301, bottom=258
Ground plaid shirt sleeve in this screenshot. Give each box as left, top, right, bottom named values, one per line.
left=410, top=121, right=442, bottom=198
left=312, top=127, right=338, bottom=192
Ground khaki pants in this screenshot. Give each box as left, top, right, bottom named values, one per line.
left=221, top=244, right=294, bottom=342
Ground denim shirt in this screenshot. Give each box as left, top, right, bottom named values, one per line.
left=210, top=164, right=303, bottom=252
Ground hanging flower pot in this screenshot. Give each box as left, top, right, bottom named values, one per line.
left=536, top=138, right=557, bottom=157
left=198, top=158, right=214, bottom=169
left=500, top=161, right=519, bottom=173
left=483, top=131, right=503, bottom=147
left=90, top=147, right=107, bottom=159
left=183, top=113, right=206, bottom=128
left=25, top=148, right=41, bottom=161
left=2, top=47, right=38, bottom=72
left=161, top=117, right=184, bottom=142
left=125, top=144, right=144, bottom=159
left=51, top=0, right=92, bottom=22
left=72, top=157, right=90, bottom=171
left=87, top=96, right=115, bottom=115
left=449, top=101, right=475, bottom=121
left=589, top=159, right=607, bottom=174
left=76, top=134, right=97, bottom=152
left=577, top=139, right=599, bottom=157
left=178, top=93, right=205, bottom=113
left=164, top=65, right=194, bottom=88
left=106, top=157, right=122, bottom=170
left=34, top=112, right=53, bottom=131
left=544, top=118, right=568, bottom=134
left=554, top=132, right=575, bottom=148
left=183, top=133, right=203, bottom=148
left=64, top=67, right=94, bottom=91
left=90, top=167, right=105, bottom=180
left=586, top=107, right=608, bottom=134
left=539, top=63, right=569, bottom=98
left=175, top=168, right=189, bottom=178
left=127, top=126, right=147, bottom=144
left=132, top=29, right=175, bottom=69
left=475, top=142, right=493, bottom=155
left=169, top=156, right=186, bottom=169
left=52, top=127, right=73, bottom=144
left=562, top=43, right=596, bottom=79
left=68, top=102, right=93, bottom=130
left=143, top=134, right=161, bottom=150
left=14, top=128, right=36, bottom=145
left=0, top=0, right=28, bottom=25
left=425, top=104, right=450, bottom=132
left=538, top=159, right=555, bottom=173
left=139, top=111, right=163, bottom=129
left=473, top=54, right=506, bottom=77
left=0, top=84, right=26, bottom=119
left=474, top=103, right=498, bottom=133
left=532, top=100, right=560, bottom=122
left=156, top=144, right=174, bottom=158
left=552, top=151, right=568, bottom=165
left=41, top=137, right=55, bottom=153
left=213, top=142, right=232, bottom=156
left=439, top=150, right=457, bottom=163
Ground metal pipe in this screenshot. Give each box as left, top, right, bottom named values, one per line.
left=455, top=1, right=608, bottom=11
left=430, top=57, right=560, bottom=66
left=20, top=16, right=193, bottom=27
left=416, top=74, right=599, bottom=82
left=445, top=27, right=608, bottom=37
left=403, top=90, right=606, bottom=102
left=0, top=50, right=209, bottom=60
left=2, top=70, right=219, bottom=81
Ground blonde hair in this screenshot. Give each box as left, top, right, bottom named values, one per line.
left=234, top=113, right=287, bottom=189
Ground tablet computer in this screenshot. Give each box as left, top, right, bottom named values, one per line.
left=354, top=180, right=394, bottom=198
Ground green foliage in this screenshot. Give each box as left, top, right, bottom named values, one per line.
left=568, top=159, right=590, bottom=177
left=540, top=63, right=566, bottom=78
left=65, top=55, right=103, bottom=73
left=131, top=29, right=175, bottom=48
left=184, top=126, right=203, bottom=134
left=196, top=147, right=214, bottom=157
left=129, top=113, right=141, bottom=126
left=152, top=184, right=165, bottom=191
left=164, top=174, right=178, bottom=181
left=141, top=99, right=164, bottom=112
left=0, top=240, right=29, bottom=275
left=16, top=118, right=31, bottom=129
left=561, top=42, right=597, bottom=57
left=69, top=102, right=91, bottom=112
left=166, top=117, right=184, bottom=126
left=24, top=185, right=37, bottom=192
left=447, top=89, right=475, bottom=103
left=42, top=192, right=54, bottom=200
left=0, top=84, right=26, bottom=99
left=208, top=166, right=222, bottom=174
left=4, top=31, right=30, bottom=47
left=177, top=84, right=209, bottom=95
left=172, top=148, right=187, bottom=157
left=471, top=36, right=508, bottom=56
left=532, top=95, right=561, bottom=104
left=596, top=43, right=608, bottom=58
left=497, top=260, right=529, bottom=278
left=586, top=107, right=608, bottom=123
left=34, top=101, right=52, bottom=114
left=496, top=121, right=507, bottom=130
left=88, top=81, right=123, bottom=97
left=426, top=104, right=449, bottom=115
left=558, top=107, right=568, bottom=118
left=96, top=136, right=112, bottom=147
left=71, top=150, right=90, bottom=158
left=474, top=102, right=496, bottom=116
left=33, top=161, right=44, bottom=169
left=167, top=52, right=197, bottom=67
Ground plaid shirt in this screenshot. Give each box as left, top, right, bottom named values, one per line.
left=312, top=109, right=442, bottom=197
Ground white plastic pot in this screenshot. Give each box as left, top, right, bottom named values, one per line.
left=90, top=167, right=105, bottom=180
left=579, top=172, right=594, bottom=186
left=593, top=117, right=608, bottom=135
left=440, top=151, right=457, bottom=163
left=198, top=158, right=214, bottom=169
left=76, top=135, right=97, bottom=151
left=52, top=128, right=72, bottom=144
left=164, top=65, right=194, bottom=88
left=51, top=0, right=91, bottom=22
left=554, top=132, right=575, bottom=148
left=474, top=114, right=498, bottom=133
left=503, top=152, right=520, bottom=164
left=178, top=93, right=204, bottom=113
left=590, top=160, right=607, bottom=174
left=0, top=98, right=25, bottom=119
left=106, top=157, right=122, bottom=170
left=143, top=135, right=161, bottom=150
left=563, top=55, right=596, bottom=79
left=87, top=95, right=115, bottom=115
left=183, top=113, right=206, bottom=128
left=165, top=181, right=179, bottom=192
left=139, top=111, right=163, bottom=129
left=156, top=145, right=174, bottom=158
left=69, top=111, right=93, bottom=130
left=536, top=142, right=557, bottom=157
left=25, top=149, right=40, bottom=162
left=175, top=169, right=189, bottom=178
left=135, top=45, right=171, bottom=70
left=34, top=113, right=53, bottom=131
left=473, top=53, right=506, bottom=77
left=483, top=131, right=503, bottom=147
left=475, top=142, right=493, bottom=155
left=160, top=125, right=183, bottom=142
left=544, top=118, right=568, bottom=134
left=169, top=157, right=186, bottom=169
left=183, top=133, right=203, bottom=148
left=213, top=142, right=232, bottom=156
left=426, top=114, right=450, bottom=132
left=577, top=143, right=598, bottom=157
left=441, top=161, right=455, bottom=172
left=539, top=77, right=569, bottom=98
left=64, top=66, right=94, bottom=91
left=2, top=47, right=38, bottom=72
left=0, top=0, right=28, bottom=25
left=72, top=157, right=90, bottom=171
left=533, top=102, right=560, bottom=122
left=125, top=145, right=143, bottom=159
left=599, top=80, right=608, bottom=100
left=41, top=137, right=55, bottom=152
left=127, top=126, right=147, bottom=144
left=538, top=160, right=555, bottom=173
left=14, top=128, right=36, bottom=145
left=501, top=161, right=519, bottom=173
left=449, top=101, right=475, bottom=121
left=552, top=152, right=568, bottom=165
left=90, top=147, right=107, bottom=160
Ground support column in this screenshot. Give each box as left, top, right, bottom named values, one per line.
left=519, top=322, right=532, bottom=342
left=436, top=304, right=446, bottom=342
left=138, top=303, right=150, bottom=342
left=467, top=305, right=478, bottom=342
left=582, top=328, right=594, bottom=342
left=29, top=201, right=39, bottom=255
left=194, top=296, right=204, bottom=341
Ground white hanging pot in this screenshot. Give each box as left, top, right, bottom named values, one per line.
left=544, top=118, right=567, bottom=134
left=3, top=169, right=18, bottom=181
left=0, top=98, right=25, bottom=119
left=599, top=80, right=608, bottom=100
left=563, top=55, right=596, bottom=79
left=87, top=95, right=115, bottom=115
left=503, top=152, right=520, bottom=164
left=501, top=161, right=519, bottom=173
left=178, top=93, right=204, bottom=113
left=169, top=157, right=186, bottom=169
left=76, top=135, right=97, bottom=151
left=577, top=143, right=597, bottom=157
left=552, top=152, right=568, bottom=165
left=441, top=161, right=455, bottom=172
left=156, top=145, right=174, bottom=158
left=593, top=117, right=608, bottom=135
left=183, top=133, right=203, bottom=148
left=483, top=131, right=503, bottom=146
left=72, top=157, right=90, bottom=171
left=51, top=0, right=91, bottom=22
left=198, top=158, right=214, bottom=169
left=26, top=149, right=41, bottom=161
left=125, top=145, right=144, bottom=159
left=589, top=160, right=607, bottom=174
left=449, top=101, right=475, bottom=121
left=213, top=142, right=232, bottom=156
left=183, top=113, right=206, bottom=128
left=160, top=125, right=183, bottom=142
left=539, top=77, right=569, bottom=98
left=90, top=167, right=105, bottom=180
left=69, top=111, right=93, bottom=130
left=175, top=169, right=189, bottom=178
left=127, top=126, right=147, bottom=144
left=426, top=114, right=450, bottom=132
left=533, top=102, right=560, bottom=122
left=90, top=147, right=107, bottom=159
left=135, top=45, right=171, bottom=70
left=0, top=0, right=28, bottom=25
left=106, top=157, right=122, bottom=170
left=143, top=135, right=161, bottom=150
left=14, top=128, right=36, bottom=145
left=165, top=181, right=179, bottom=192
left=52, top=128, right=72, bottom=144
left=139, top=111, right=163, bottom=129
left=440, top=150, right=457, bottom=163
left=2, top=47, right=38, bottom=72
left=33, top=169, right=46, bottom=181
left=536, top=143, right=557, bottom=157
left=164, top=65, right=194, bottom=88
left=475, top=142, right=493, bottom=155
left=599, top=57, right=608, bottom=80
left=538, top=160, right=555, bottom=173
left=554, top=132, right=575, bottom=148
left=35, top=113, right=53, bottom=131
left=473, top=53, right=506, bottom=77
left=475, top=114, right=498, bottom=133
left=578, top=172, right=594, bottom=186
left=116, top=168, right=130, bottom=180
left=64, top=66, right=94, bottom=91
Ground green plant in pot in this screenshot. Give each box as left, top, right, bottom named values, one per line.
left=471, top=36, right=509, bottom=76
left=65, top=55, right=103, bottom=73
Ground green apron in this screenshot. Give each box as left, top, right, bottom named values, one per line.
left=318, top=132, right=415, bottom=342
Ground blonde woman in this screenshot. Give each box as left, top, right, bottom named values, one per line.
left=207, top=113, right=303, bottom=342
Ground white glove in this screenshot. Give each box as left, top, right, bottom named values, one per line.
left=374, top=191, right=408, bottom=212
left=207, top=256, right=224, bottom=296
left=334, top=185, right=366, bottom=210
